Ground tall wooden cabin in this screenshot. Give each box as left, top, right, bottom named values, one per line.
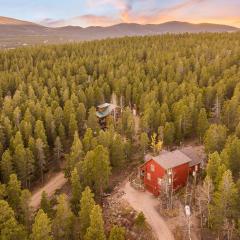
left=96, top=103, right=121, bottom=129
left=140, top=147, right=204, bottom=196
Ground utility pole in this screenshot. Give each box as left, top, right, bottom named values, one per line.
left=185, top=205, right=191, bottom=240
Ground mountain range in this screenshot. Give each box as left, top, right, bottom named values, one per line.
left=0, top=16, right=239, bottom=49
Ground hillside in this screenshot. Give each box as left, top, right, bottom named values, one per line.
left=0, top=16, right=238, bottom=48
left=0, top=16, right=37, bottom=25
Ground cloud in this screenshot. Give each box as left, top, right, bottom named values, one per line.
left=39, top=0, right=240, bottom=28
left=40, top=15, right=120, bottom=27
left=86, top=0, right=143, bottom=22
left=40, top=0, right=137, bottom=27
left=87, top=0, right=134, bottom=11
left=73, top=15, right=120, bottom=26
left=121, top=0, right=208, bottom=23
left=85, top=0, right=209, bottom=24
left=39, top=18, right=66, bottom=27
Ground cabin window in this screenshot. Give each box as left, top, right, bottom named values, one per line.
left=147, top=173, right=151, bottom=180
left=150, top=164, right=155, bottom=172
left=158, top=178, right=162, bottom=185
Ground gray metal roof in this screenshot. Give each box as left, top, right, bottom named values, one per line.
left=96, top=103, right=118, bottom=118
left=180, top=146, right=204, bottom=167
left=146, top=150, right=192, bottom=170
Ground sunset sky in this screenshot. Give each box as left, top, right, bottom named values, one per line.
left=0, top=0, right=239, bottom=27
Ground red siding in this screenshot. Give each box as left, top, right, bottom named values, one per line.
left=172, top=163, right=189, bottom=190
left=141, top=159, right=190, bottom=196
left=141, top=159, right=165, bottom=196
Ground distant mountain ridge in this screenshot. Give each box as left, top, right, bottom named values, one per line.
left=0, top=16, right=38, bottom=26
left=0, top=16, right=238, bottom=48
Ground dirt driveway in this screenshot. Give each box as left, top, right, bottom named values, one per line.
left=122, top=181, right=175, bottom=240
left=30, top=172, right=67, bottom=209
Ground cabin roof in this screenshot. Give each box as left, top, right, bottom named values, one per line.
left=96, top=103, right=118, bottom=118
left=143, top=146, right=205, bottom=170
left=145, top=150, right=192, bottom=170
left=180, top=146, right=204, bottom=167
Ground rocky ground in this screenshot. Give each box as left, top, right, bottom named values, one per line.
left=103, top=182, right=156, bottom=240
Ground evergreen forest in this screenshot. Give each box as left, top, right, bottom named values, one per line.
left=0, top=32, right=240, bottom=239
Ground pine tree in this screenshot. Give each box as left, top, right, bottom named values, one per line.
left=69, top=113, right=78, bottom=140
left=25, top=147, right=35, bottom=188
left=87, top=107, right=99, bottom=133
left=206, top=152, right=224, bottom=187
left=109, top=225, right=125, bottom=240
left=31, top=209, right=53, bottom=240
left=35, top=138, right=46, bottom=184
left=19, top=189, right=32, bottom=230
left=197, top=108, right=209, bottom=142
left=40, top=191, right=52, bottom=217
left=83, top=128, right=94, bottom=153
left=52, top=194, right=74, bottom=240
left=65, top=131, right=83, bottom=177
left=220, top=136, right=240, bottom=178
left=0, top=142, right=3, bottom=160
left=2, top=116, right=13, bottom=146
left=122, top=107, right=135, bottom=139
left=172, top=101, right=192, bottom=141
left=0, top=149, right=13, bottom=183
left=204, top=124, right=227, bottom=153
left=235, top=122, right=240, bottom=139
left=53, top=136, right=63, bottom=170
left=222, top=98, right=239, bottom=131
left=135, top=212, right=146, bottom=227
left=0, top=200, right=27, bottom=240
left=210, top=170, right=238, bottom=232
left=77, top=103, right=86, bottom=132
left=81, top=145, right=111, bottom=197
left=7, top=174, right=21, bottom=213
left=163, top=122, right=175, bottom=146
left=140, top=132, right=149, bottom=155
left=70, top=168, right=81, bottom=214
left=58, top=123, right=66, bottom=143
left=44, top=108, right=56, bottom=146
left=79, top=186, right=95, bottom=238
left=0, top=183, right=6, bottom=199
left=84, top=205, right=106, bottom=240
left=126, top=112, right=135, bottom=140
left=20, top=120, right=33, bottom=145
left=63, top=100, right=74, bottom=129
left=10, top=131, right=24, bottom=151
left=34, top=120, right=48, bottom=146
left=14, top=144, right=27, bottom=187
left=110, top=134, right=125, bottom=168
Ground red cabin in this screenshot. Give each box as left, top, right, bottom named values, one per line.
left=140, top=147, right=203, bottom=196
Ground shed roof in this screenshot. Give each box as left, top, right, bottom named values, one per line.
left=146, top=150, right=192, bottom=170
left=180, top=146, right=204, bottom=167
left=96, top=103, right=118, bottom=118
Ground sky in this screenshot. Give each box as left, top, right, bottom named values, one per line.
left=0, top=0, right=239, bottom=27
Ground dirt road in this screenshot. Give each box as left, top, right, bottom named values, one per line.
left=122, top=181, right=175, bottom=240
left=30, top=172, right=67, bottom=209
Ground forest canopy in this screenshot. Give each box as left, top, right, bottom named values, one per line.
left=0, top=32, right=240, bottom=239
